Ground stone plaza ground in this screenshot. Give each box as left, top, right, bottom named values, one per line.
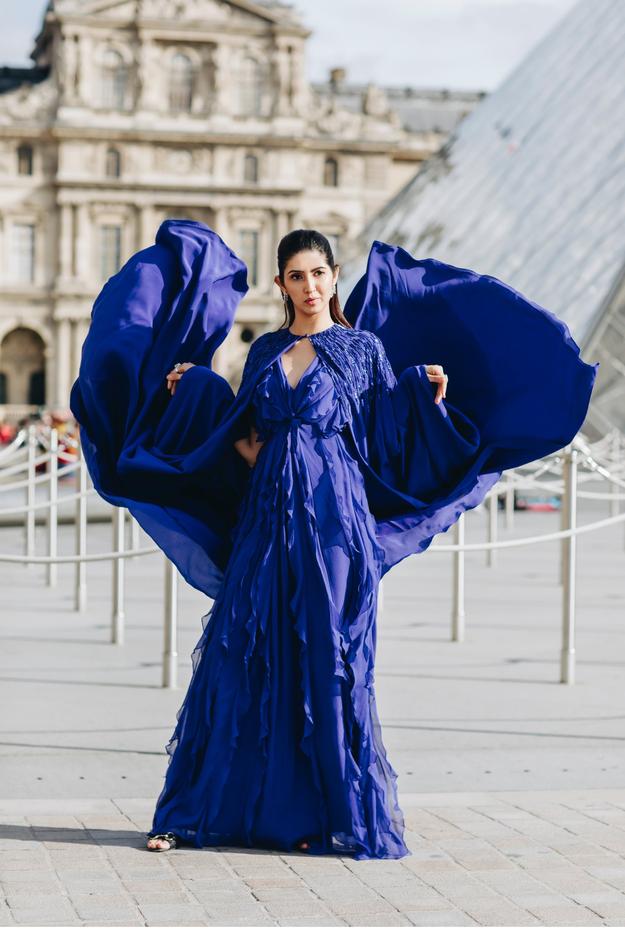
left=1, top=485, right=625, bottom=926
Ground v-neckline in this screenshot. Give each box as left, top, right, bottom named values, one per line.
left=278, top=351, right=319, bottom=392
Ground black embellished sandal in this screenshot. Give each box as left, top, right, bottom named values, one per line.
left=146, top=832, right=178, bottom=852
left=296, top=837, right=316, bottom=852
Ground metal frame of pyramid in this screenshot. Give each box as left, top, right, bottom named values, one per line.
left=342, top=0, right=625, bottom=436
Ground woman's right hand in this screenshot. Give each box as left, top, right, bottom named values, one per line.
left=166, top=362, right=195, bottom=395
left=234, top=425, right=264, bottom=468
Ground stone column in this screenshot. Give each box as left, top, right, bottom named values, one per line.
left=291, top=44, right=308, bottom=115
left=138, top=205, right=156, bottom=249
left=55, top=318, right=72, bottom=407
left=213, top=44, right=231, bottom=115
left=71, top=319, right=88, bottom=385
left=59, top=204, right=73, bottom=281
left=75, top=204, right=91, bottom=282
left=213, top=206, right=227, bottom=242
left=274, top=209, right=289, bottom=244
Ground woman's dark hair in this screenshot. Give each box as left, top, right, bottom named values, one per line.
left=275, top=229, right=352, bottom=330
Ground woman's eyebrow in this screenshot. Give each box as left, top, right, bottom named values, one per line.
left=286, top=266, right=327, bottom=274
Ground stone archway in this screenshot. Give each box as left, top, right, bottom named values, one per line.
left=0, top=328, right=46, bottom=406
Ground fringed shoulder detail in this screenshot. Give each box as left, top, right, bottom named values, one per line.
left=237, top=323, right=396, bottom=426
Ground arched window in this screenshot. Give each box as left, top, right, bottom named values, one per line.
left=243, top=153, right=259, bottom=183
left=105, top=147, right=121, bottom=178
left=237, top=56, right=263, bottom=116
left=101, top=48, right=127, bottom=110
left=323, top=156, right=339, bottom=187
left=17, top=144, right=33, bottom=176
left=169, top=52, right=194, bottom=113
left=0, top=328, right=45, bottom=406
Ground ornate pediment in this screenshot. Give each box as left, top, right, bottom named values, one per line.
left=53, top=0, right=292, bottom=26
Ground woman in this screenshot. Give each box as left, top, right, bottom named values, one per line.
left=70, top=221, right=597, bottom=861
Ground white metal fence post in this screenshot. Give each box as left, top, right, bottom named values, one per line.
left=487, top=488, right=498, bottom=567
left=505, top=475, right=515, bottom=529
left=74, top=442, right=87, bottom=612
left=25, top=425, right=36, bottom=564
left=46, top=428, right=58, bottom=588
left=610, top=432, right=620, bottom=518
left=452, top=514, right=465, bottom=642
left=111, top=507, right=125, bottom=644
left=561, top=445, right=578, bottom=685
left=559, top=449, right=569, bottom=586
left=129, top=516, right=140, bottom=557
left=162, top=557, right=178, bottom=689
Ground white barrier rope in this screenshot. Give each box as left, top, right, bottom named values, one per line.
left=428, top=509, right=625, bottom=552
left=0, top=509, right=623, bottom=564
left=0, top=486, right=97, bottom=515
left=0, top=546, right=159, bottom=564
left=0, top=460, right=76, bottom=491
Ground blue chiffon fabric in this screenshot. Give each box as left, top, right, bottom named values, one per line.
left=70, top=220, right=598, bottom=859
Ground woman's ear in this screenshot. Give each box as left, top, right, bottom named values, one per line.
left=274, top=275, right=283, bottom=292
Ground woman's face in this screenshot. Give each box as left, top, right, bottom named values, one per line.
left=275, top=249, right=338, bottom=318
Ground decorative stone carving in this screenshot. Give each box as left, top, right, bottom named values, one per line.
left=0, top=81, right=57, bottom=123
left=138, top=0, right=231, bottom=21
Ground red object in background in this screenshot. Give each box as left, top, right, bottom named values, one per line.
left=515, top=493, right=561, bottom=511
left=0, top=423, right=15, bottom=444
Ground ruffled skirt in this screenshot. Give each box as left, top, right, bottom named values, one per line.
left=149, top=423, right=409, bottom=860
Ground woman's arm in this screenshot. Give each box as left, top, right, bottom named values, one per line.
left=166, top=360, right=264, bottom=466
left=233, top=425, right=264, bottom=468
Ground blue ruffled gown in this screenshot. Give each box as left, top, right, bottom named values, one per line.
left=148, top=328, right=408, bottom=859
left=69, top=221, right=598, bottom=862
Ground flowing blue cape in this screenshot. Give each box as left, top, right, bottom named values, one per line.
left=70, top=220, right=598, bottom=598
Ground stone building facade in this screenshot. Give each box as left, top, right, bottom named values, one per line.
left=0, top=0, right=480, bottom=414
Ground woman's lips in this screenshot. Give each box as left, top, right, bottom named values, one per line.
left=305, top=298, right=320, bottom=305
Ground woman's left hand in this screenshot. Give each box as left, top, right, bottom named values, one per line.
left=425, top=365, right=448, bottom=404
left=166, top=362, right=195, bottom=395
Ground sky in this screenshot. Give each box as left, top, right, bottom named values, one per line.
left=1, top=0, right=578, bottom=92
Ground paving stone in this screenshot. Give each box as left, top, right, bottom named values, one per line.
left=62, top=882, right=131, bottom=899
left=138, top=904, right=210, bottom=924
left=56, top=869, right=119, bottom=882
left=339, top=910, right=412, bottom=926
left=75, top=913, right=145, bottom=925
left=6, top=893, right=74, bottom=911
left=207, top=911, right=276, bottom=925
left=0, top=853, right=49, bottom=871
left=10, top=906, right=79, bottom=925
left=459, top=896, right=541, bottom=926
left=472, top=870, right=561, bottom=897
left=405, top=909, right=478, bottom=925
left=572, top=896, right=625, bottom=918
left=2, top=882, right=64, bottom=897
left=0, top=870, right=60, bottom=884
left=532, top=904, right=605, bottom=925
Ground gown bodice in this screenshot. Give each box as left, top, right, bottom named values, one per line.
left=252, top=354, right=350, bottom=441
